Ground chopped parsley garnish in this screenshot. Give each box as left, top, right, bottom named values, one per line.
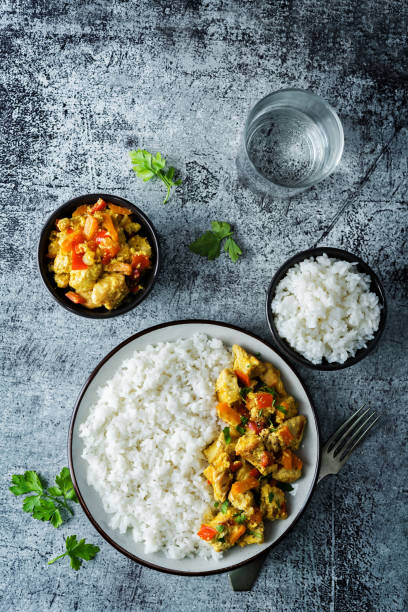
left=239, top=387, right=252, bottom=399
left=258, top=409, right=263, bottom=418
left=233, top=512, right=246, bottom=524
left=258, top=385, right=277, bottom=396
left=223, top=427, right=231, bottom=444
left=276, top=405, right=288, bottom=415
left=236, top=425, right=246, bottom=435
left=268, top=492, right=274, bottom=503
left=269, top=427, right=277, bottom=432
left=276, top=482, right=294, bottom=492
left=241, top=415, right=249, bottom=425
left=220, top=500, right=229, bottom=514
left=214, top=501, right=219, bottom=509
left=216, top=524, right=225, bottom=533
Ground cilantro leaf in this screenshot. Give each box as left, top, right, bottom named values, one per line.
left=189, top=221, right=243, bottom=263
left=276, top=405, right=288, bottom=415
left=220, top=500, right=229, bottom=514
left=129, top=149, right=181, bottom=204
left=216, top=524, right=225, bottom=533
left=236, top=425, right=246, bottom=435
left=48, top=535, right=100, bottom=571
left=224, top=236, right=242, bottom=263
left=9, top=471, right=43, bottom=496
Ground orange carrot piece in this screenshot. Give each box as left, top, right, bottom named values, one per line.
left=108, top=203, right=132, bottom=215
left=279, top=425, right=295, bottom=446
left=72, top=204, right=89, bottom=217
left=251, top=508, right=263, bottom=525
left=216, top=402, right=242, bottom=426
left=65, top=291, right=86, bottom=305
left=234, top=369, right=251, bottom=387
left=83, top=214, right=99, bottom=240
left=102, top=213, right=119, bottom=243
left=230, top=476, right=259, bottom=496
left=61, top=230, right=83, bottom=254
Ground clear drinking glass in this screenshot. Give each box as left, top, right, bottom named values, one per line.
left=237, top=88, right=344, bottom=197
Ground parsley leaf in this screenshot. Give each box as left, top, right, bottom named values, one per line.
left=214, top=501, right=219, bottom=509
left=233, top=512, right=246, bottom=524
left=236, top=425, right=246, bottom=435
left=9, top=468, right=77, bottom=527
left=276, top=405, right=288, bottom=415
left=224, top=236, right=242, bottom=263
left=239, top=387, right=252, bottom=399
left=9, top=471, right=43, bottom=496
left=258, top=385, right=277, bottom=396
left=276, top=482, right=294, bottom=492
left=48, top=535, right=100, bottom=571
left=189, top=230, right=221, bottom=260
left=216, top=524, right=225, bottom=533
left=223, top=427, right=231, bottom=445
left=220, top=500, right=229, bottom=514
left=241, top=415, right=249, bottom=425
left=189, top=221, right=242, bottom=263
left=129, top=149, right=182, bottom=204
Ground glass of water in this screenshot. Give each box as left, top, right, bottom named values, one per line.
left=238, top=88, right=344, bottom=197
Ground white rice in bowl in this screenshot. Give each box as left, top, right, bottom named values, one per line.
left=271, top=253, right=381, bottom=364
left=79, top=333, right=231, bottom=560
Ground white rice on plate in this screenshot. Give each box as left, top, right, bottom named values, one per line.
left=79, top=333, right=231, bottom=560
left=271, top=253, right=381, bottom=364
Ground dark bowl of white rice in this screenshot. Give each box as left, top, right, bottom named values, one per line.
left=266, top=247, right=387, bottom=371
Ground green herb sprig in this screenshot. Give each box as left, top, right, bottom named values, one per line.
left=9, top=468, right=78, bottom=528
left=189, top=221, right=242, bottom=263
left=129, top=149, right=182, bottom=204
left=48, top=535, right=100, bottom=571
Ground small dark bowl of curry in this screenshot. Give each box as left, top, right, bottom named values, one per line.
left=38, top=193, right=160, bottom=319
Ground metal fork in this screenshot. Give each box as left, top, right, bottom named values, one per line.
left=229, top=405, right=380, bottom=591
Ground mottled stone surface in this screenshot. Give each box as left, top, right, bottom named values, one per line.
left=1, top=0, right=407, bottom=610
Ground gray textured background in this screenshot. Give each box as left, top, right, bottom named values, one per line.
left=1, top=1, right=407, bottom=610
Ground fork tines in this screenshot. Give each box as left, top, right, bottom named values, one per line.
left=325, top=405, right=380, bottom=464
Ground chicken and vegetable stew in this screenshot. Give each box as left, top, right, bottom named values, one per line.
left=197, top=344, right=307, bottom=552
left=47, top=199, right=152, bottom=310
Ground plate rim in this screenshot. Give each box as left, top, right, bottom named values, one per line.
left=68, top=319, right=321, bottom=576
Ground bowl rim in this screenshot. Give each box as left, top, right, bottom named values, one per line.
left=266, top=247, right=387, bottom=371
left=37, top=193, right=160, bottom=319
left=68, top=319, right=321, bottom=576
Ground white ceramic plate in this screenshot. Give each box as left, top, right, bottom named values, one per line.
left=69, top=320, right=320, bottom=575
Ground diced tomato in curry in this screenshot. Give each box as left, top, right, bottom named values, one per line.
left=47, top=198, right=152, bottom=311
left=198, top=344, right=307, bottom=553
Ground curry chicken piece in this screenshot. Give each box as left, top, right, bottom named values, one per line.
left=260, top=483, right=288, bottom=520
left=264, top=416, right=307, bottom=454
left=235, top=433, right=277, bottom=476
left=215, top=368, right=241, bottom=406
left=232, top=344, right=264, bottom=383
left=198, top=344, right=306, bottom=553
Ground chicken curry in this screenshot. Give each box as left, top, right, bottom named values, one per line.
left=197, top=344, right=306, bottom=552
left=47, top=198, right=152, bottom=310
